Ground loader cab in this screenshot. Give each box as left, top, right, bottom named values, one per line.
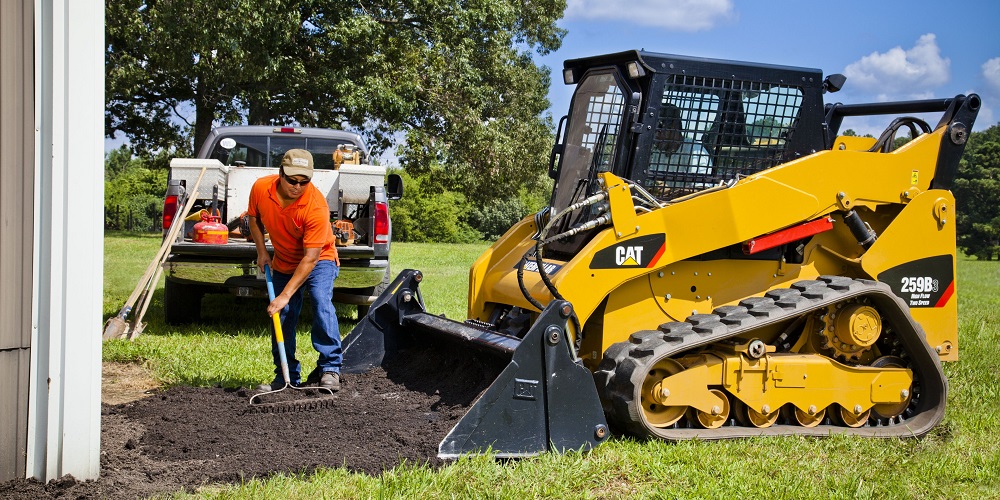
left=546, top=51, right=828, bottom=257
left=546, top=56, right=647, bottom=256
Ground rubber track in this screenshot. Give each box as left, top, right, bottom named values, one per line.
left=594, top=276, right=948, bottom=440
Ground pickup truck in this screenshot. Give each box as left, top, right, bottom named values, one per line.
left=161, top=126, right=402, bottom=324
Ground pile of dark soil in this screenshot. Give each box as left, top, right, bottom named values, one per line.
left=0, top=345, right=507, bottom=499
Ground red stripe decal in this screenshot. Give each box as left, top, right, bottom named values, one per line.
left=934, top=281, right=955, bottom=307
left=646, top=243, right=666, bottom=268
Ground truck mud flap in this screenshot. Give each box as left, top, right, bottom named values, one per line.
left=341, top=269, right=610, bottom=458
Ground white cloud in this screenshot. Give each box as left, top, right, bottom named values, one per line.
left=975, top=104, right=995, bottom=130
left=564, top=0, right=734, bottom=31
left=983, top=57, right=1000, bottom=92
left=843, top=34, right=950, bottom=96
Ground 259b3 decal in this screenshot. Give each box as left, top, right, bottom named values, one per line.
left=878, top=255, right=954, bottom=308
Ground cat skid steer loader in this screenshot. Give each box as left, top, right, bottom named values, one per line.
left=342, top=50, right=981, bottom=458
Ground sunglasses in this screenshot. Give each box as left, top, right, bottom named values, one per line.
left=282, top=172, right=311, bottom=186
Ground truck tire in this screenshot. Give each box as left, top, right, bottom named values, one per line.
left=164, top=278, right=204, bottom=325
left=357, top=266, right=391, bottom=318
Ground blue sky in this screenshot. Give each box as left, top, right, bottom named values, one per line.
left=535, top=0, right=1000, bottom=136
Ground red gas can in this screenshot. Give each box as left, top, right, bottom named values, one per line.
left=192, top=211, right=229, bottom=244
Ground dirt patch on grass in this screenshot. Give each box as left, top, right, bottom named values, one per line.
left=1, top=345, right=506, bottom=499
left=102, top=362, right=161, bottom=405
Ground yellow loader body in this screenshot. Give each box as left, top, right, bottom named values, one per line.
left=343, top=49, right=979, bottom=455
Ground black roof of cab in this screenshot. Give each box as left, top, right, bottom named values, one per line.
left=562, top=50, right=824, bottom=89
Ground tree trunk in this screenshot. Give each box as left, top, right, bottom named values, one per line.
left=193, top=76, right=216, bottom=153
left=248, top=98, right=273, bottom=125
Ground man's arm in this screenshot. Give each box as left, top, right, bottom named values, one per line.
left=266, top=246, right=321, bottom=316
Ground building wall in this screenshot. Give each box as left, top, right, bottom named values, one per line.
left=25, top=0, right=104, bottom=481
left=0, top=0, right=35, bottom=482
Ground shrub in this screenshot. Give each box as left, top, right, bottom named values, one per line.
left=104, top=146, right=176, bottom=232
left=389, top=169, right=481, bottom=243
left=468, top=198, right=530, bottom=241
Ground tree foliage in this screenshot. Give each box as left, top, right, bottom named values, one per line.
left=954, top=123, right=1000, bottom=260
left=107, top=0, right=566, bottom=207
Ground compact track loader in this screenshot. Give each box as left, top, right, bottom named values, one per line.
left=342, top=50, right=981, bottom=457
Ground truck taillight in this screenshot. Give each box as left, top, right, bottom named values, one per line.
left=374, top=201, right=389, bottom=244
left=163, top=194, right=179, bottom=232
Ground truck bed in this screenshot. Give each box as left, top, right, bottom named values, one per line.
left=169, top=240, right=377, bottom=259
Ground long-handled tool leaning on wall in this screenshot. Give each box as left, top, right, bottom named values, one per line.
left=102, top=166, right=206, bottom=340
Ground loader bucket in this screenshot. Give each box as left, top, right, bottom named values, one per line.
left=340, top=269, right=610, bottom=458
left=339, top=270, right=424, bottom=374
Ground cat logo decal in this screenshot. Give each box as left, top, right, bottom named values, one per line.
left=590, top=234, right=666, bottom=269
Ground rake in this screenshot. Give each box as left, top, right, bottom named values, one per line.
left=248, top=265, right=336, bottom=412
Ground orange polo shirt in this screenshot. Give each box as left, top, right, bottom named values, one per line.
left=247, top=174, right=338, bottom=274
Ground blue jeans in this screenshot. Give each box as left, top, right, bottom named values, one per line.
left=269, top=260, right=341, bottom=383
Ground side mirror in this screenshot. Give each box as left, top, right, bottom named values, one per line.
left=386, top=174, right=403, bottom=200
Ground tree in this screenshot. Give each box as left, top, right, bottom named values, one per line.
left=388, top=168, right=481, bottom=243
left=107, top=0, right=306, bottom=153
left=106, top=0, right=566, bottom=205
left=953, top=123, right=1000, bottom=260
left=840, top=129, right=875, bottom=138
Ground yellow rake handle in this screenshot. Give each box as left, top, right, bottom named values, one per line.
left=271, top=312, right=284, bottom=343
left=265, top=265, right=292, bottom=385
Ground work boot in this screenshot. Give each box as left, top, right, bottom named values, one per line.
left=255, top=376, right=296, bottom=392
left=320, top=372, right=341, bottom=391
left=304, top=366, right=324, bottom=386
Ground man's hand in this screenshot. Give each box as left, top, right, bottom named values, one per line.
left=267, top=294, right=290, bottom=317
left=257, top=252, right=272, bottom=273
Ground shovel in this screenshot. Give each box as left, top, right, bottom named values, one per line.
left=248, top=264, right=335, bottom=411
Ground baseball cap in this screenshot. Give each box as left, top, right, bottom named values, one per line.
left=281, top=149, right=314, bottom=179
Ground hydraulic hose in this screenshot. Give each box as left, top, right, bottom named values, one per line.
left=516, top=251, right=546, bottom=311
left=530, top=190, right=611, bottom=341
left=534, top=191, right=609, bottom=300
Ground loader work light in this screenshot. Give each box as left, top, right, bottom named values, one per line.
left=563, top=68, right=576, bottom=85
left=627, top=61, right=645, bottom=79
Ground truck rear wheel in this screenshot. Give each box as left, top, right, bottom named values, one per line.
left=357, top=267, right=391, bottom=318
left=164, top=278, right=204, bottom=325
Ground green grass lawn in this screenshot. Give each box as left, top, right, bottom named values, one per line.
left=103, top=233, right=1000, bottom=498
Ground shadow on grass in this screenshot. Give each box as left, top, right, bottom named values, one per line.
left=108, top=288, right=363, bottom=339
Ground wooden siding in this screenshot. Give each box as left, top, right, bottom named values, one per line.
left=0, top=0, right=34, bottom=481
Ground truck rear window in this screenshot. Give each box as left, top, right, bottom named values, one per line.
left=209, top=136, right=357, bottom=170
